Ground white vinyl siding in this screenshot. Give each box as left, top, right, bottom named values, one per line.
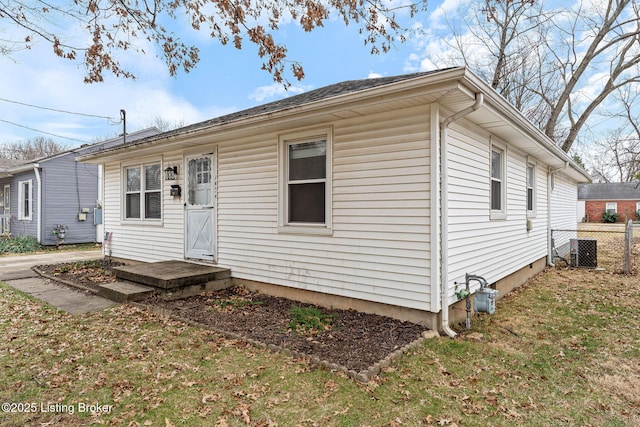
left=446, top=124, right=550, bottom=302
left=98, top=100, right=581, bottom=314
left=549, top=172, right=579, bottom=256
left=102, top=107, right=431, bottom=310
left=550, top=173, right=579, bottom=231
left=218, top=106, right=432, bottom=311
left=103, top=154, right=184, bottom=262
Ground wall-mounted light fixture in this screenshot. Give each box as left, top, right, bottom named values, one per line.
left=164, top=165, right=178, bottom=180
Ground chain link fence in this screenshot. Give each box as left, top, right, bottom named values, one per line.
left=551, top=222, right=639, bottom=274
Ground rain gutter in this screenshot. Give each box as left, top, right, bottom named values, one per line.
left=439, top=93, right=484, bottom=338
left=34, top=164, right=42, bottom=244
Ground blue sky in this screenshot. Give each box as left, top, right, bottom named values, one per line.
left=1, top=1, right=457, bottom=147
left=2, top=0, right=618, bottom=156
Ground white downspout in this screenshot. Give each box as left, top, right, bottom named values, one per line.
left=547, top=161, right=568, bottom=265
left=97, top=164, right=104, bottom=243
left=33, top=165, right=42, bottom=244
left=439, top=93, right=484, bottom=338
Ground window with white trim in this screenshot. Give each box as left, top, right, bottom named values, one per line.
left=606, top=202, right=617, bottom=214
left=279, top=129, right=332, bottom=233
left=124, top=162, right=162, bottom=220
left=526, top=163, right=535, bottom=214
left=18, top=180, right=32, bottom=220
left=490, top=147, right=504, bottom=213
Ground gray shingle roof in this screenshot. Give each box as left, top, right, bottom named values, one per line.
left=0, top=158, right=27, bottom=170
left=578, top=182, right=640, bottom=200
left=153, top=69, right=451, bottom=139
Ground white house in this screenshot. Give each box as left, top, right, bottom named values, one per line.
left=79, top=68, right=590, bottom=335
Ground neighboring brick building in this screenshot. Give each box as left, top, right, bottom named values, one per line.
left=578, top=182, right=640, bottom=223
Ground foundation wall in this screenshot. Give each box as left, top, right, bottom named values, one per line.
left=234, top=256, right=547, bottom=332
left=233, top=278, right=439, bottom=329
left=446, top=256, right=547, bottom=325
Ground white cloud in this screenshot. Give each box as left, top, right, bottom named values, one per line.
left=248, top=83, right=310, bottom=103
left=0, top=20, right=219, bottom=146
left=429, top=0, right=470, bottom=30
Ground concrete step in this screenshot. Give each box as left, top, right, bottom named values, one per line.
left=98, top=281, right=156, bottom=303
left=112, top=260, right=231, bottom=290
left=162, top=277, right=232, bottom=300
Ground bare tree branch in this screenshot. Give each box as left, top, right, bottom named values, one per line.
left=435, top=0, right=640, bottom=154
left=0, top=137, right=70, bottom=160
left=0, top=0, right=425, bottom=85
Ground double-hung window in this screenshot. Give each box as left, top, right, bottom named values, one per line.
left=18, top=180, right=32, bottom=221
left=526, top=163, right=536, bottom=215
left=490, top=146, right=505, bottom=216
left=279, top=129, right=332, bottom=234
left=124, top=162, right=161, bottom=220
left=606, top=202, right=617, bottom=214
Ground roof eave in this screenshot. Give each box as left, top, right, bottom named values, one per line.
left=5, top=163, right=36, bottom=174
left=458, top=70, right=591, bottom=182
left=78, top=68, right=468, bottom=164
left=77, top=67, right=591, bottom=183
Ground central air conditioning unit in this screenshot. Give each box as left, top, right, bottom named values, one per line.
left=569, top=238, right=597, bottom=268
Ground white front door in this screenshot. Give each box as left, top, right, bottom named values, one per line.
left=184, top=153, right=216, bottom=261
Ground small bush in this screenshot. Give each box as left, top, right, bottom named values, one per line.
left=0, top=235, right=41, bottom=254
left=288, top=305, right=335, bottom=335
left=602, top=210, right=619, bottom=223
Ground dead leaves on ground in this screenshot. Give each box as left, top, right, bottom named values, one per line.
left=0, top=296, right=287, bottom=426
left=3, top=261, right=640, bottom=425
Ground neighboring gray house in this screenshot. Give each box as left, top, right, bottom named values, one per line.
left=0, top=128, right=160, bottom=244
left=0, top=159, right=23, bottom=235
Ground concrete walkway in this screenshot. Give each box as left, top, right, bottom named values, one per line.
left=0, top=249, right=116, bottom=314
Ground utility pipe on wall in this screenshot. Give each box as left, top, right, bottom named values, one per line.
left=439, top=93, right=484, bottom=338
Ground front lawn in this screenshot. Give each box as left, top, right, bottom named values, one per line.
left=0, top=234, right=99, bottom=256
left=1, top=265, right=638, bottom=426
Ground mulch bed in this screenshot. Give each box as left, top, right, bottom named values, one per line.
left=34, top=261, right=430, bottom=376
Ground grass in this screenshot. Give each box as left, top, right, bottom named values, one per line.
left=288, top=305, right=335, bottom=334
left=1, top=266, right=639, bottom=425
left=0, top=235, right=41, bottom=254
left=0, top=238, right=99, bottom=257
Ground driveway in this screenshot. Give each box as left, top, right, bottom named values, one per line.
left=0, top=248, right=115, bottom=314
left=0, top=248, right=103, bottom=281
